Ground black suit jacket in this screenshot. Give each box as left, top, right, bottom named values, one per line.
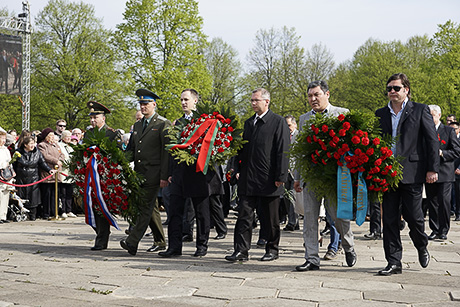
left=436, top=124, right=460, bottom=182
left=237, top=109, right=290, bottom=197
left=375, top=100, right=439, bottom=184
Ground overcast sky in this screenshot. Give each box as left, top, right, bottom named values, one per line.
left=3, top=0, right=460, bottom=65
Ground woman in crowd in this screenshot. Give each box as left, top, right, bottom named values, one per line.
left=58, top=130, right=76, bottom=218
left=13, top=135, right=54, bottom=220
left=0, top=131, right=13, bottom=223
left=37, top=128, right=63, bottom=220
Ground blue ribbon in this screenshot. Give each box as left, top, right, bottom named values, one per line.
left=337, top=157, right=353, bottom=220
left=355, top=171, right=368, bottom=226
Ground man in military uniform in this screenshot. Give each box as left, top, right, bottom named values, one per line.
left=120, top=89, right=171, bottom=255
left=84, top=100, right=119, bottom=250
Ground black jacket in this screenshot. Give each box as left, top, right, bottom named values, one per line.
left=237, top=109, right=290, bottom=197
left=13, top=147, right=52, bottom=207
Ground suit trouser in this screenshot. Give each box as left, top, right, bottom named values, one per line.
left=382, top=183, right=428, bottom=266
left=127, top=184, right=165, bottom=248
left=369, top=201, right=382, bottom=234
left=302, top=185, right=354, bottom=266
left=209, top=194, right=228, bottom=235
left=454, top=180, right=460, bottom=217
left=182, top=198, right=195, bottom=237
left=233, top=195, right=280, bottom=255
left=168, top=194, right=210, bottom=252
left=426, top=182, right=452, bottom=236
left=92, top=213, right=111, bottom=248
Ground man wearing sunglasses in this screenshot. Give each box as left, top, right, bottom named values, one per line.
left=55, top=119, right=66, bottom=140
left=375, top=73, right=440, bottom=276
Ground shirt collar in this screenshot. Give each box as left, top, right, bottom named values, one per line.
left=255, top=109, right=269, bottom=120
left=387, top=97, right=408, bottom=115
left=312, top=103, right=331, bottom=115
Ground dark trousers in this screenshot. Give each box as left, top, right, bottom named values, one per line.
left=426, top=182, right=452, bottom=236
left=92, top=213, right=111, bottom=248
left=209, top=194, right=228, bottom=235
left=40, top=183, right=56, bottom=218
left=233, top=195, right=280, bottom=255
left=127, top=184, right=165, bottom=248
left=168, top=194, right=210, bottom=252
left=454, top=180, right=460, bottom=218
left=182, top=198, right=195, bottom=237
left=59, top=183, right=73, bottom=214
left=368, top=201, right=382, bottom=234
left=382, top=183, right=428, bottom=266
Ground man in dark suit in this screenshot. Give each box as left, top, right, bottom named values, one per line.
left=293, top=80, right=356, bottom=272
left=159, top=89, right=223, bottom=258
left=119, top=89, right=171, bottom=255
left=84, top=101, right=119, bottom=250
left=225, top=88, right=290, bottom=262
left=451, top=121, right=460, bottom=221
left=375, top=73, right=440, bottom=276
left=425, top=105, right=460, bottom=241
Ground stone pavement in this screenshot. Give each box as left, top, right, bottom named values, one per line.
left=0, top=213, right=460, bottom=306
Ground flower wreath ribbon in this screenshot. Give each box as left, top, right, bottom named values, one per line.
left=337, top=155, right=368, bottom=225
left=168, top=118, right=222, bottom=175
left=84, top=148, right=120, bottom=230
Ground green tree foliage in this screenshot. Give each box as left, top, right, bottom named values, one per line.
left=31, top=0, right=131, bottom=131
left=429, top=20, right=460, bottom=118
left=114, top=0, right=212, bottom=121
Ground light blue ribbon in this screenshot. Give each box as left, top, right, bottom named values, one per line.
left=337, top=157, right=353, bottom=220
left=355, top=171, right=368, bottom=226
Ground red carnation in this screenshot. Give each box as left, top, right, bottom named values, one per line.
left=373, top=138, right=380, bottom=145
left=351, top=136, right=360, bottom=144
left=338, top=114, right=345, bottom=121
left=441, top=140, right=446, bottom=145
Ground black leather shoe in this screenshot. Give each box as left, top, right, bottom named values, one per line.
left=225, top=251, right=248, bottom=262
left=345, top=249, right=357, bottom=267
left=283, top=224, right=295, bottom=231
left=158, top=249, right=182, bottom=257
left=182, top=235, right=193, bottom=242
left=364, top=232, right=381, bottom=240
left=146, top=245, right=166, bottom=252
left=428, top=232, right=438, bottom=240
left=455, top=216, right=460, bottom=221
left=260, top=253, right=278, bottom=261
left=120, top=239, right=137, bottom=255
left=418, top=247, right=430, bottom=268
left=378, top=264, right=402, bottom=276
left=214, top=233, right=226, bottom=240
left=295, top=261, right=320, bottom=271
left=256, top=239, right=266, bottom=248
left=1, top=220, right=10, bottom=223
left=90, top=246, right=107, bottom=251
left=438, top=234, right=447, bottom=240
left=193, top=249, right=207, bottom=257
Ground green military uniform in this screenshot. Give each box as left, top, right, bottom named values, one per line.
left=123, top=89, right=171, bottom=254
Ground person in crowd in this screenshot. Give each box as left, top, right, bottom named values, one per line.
left=294, top=80, right=356, bottom=271
left=0, top=50, right=9, bottom=94
left=282, top=115, right=299, bottom=231
left=16, top=130, right=32, bottom=150
left=225, top=88, right=290, bottom=262
left=38, top=128, right=63, bottom=220
left=119, top=89, right=170, bottom=255
left=375, top=73, right=439, bottom=276
left=55, top=120, right=66, bottom=140
left=451, top=121, right=460, bottom=221
left=84, top=101, right=119, bottom=250
left=71, top=128, right=83, bottom=144
left=14, top=136, right=54, bottom=220
left=446, top=114, right=456, bottom=125
left=425, top=105, right=460, bottom=240
left=70, top=135, right=79, bottom=146
left=0, top=131, right=13, bottom=223
left=159, top=88, right=223, bottom=258
left=364, top=201, right=382, bottom=240
left=58, top=130, right=77, bottom=218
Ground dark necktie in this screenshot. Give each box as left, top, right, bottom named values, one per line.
left=142, top=119, right=148, bottom=132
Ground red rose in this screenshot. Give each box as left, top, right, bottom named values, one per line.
left=339, top=129, right=346, bottom=136
left=366, top=175, right=372, bottom=180
left=338, top=114, right=345, bottom=121
left=356, top=130, right=364, bottom=137
left=327, top=152, right=332, bottom=158
left=337, top=161, right=344, bottom=166
left=391, top=171, right=397, bottom=177
left=329, top=141, right=337, bottom=147
left=227, top=136, right=233, bottom=141
left=311, top=124, right=316, bottom=130
left=361, top=137, right=370, bottom=146
left=313, top=135, right=318, bottom=142
left=351, top=136, right=360, bottom=144
left=83, top=151, right=88, bottom=158
left=225, top=118, right=231, bottom=124
left=322, top=125, right=329, bottom=133
left=228, top=126, right=234, bottom=132
left=218, top=147, right=225, bottom=153
left=441, top=139, right=446, bottom=144
left=333, top=136, right=340, bottom=143
left=190, top=148, right=196, bottom=155
left=103, top=157, right=108, bottom=163
left=213, top=111, right=219, bottom=116
left=343, top=122, right=351, bottom=130
left=94, top=147, right=100, bottom=153
left=373, top=138, right=380, bottom=145
left=307, top=136, right=312, bottom=143
left=358, top=167, right=365, bottom=172
left=322, top=159, right=327, bottom=165
left=374, top=159, right=382, bottom=166
left=333, top=152, right=341, bottom=160
left=224, top=141, right=230, bottom=147
left=366, top=148, right=374, bottom=156
left=383, top=188, right=389, bottom=192
left=221, top=127, right=227, bottom=133
left=329, top=130, right=335, bottom=137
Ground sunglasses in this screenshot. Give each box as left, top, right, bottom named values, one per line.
left=58, top=125, right=66, bottom=127
left=386, top=86, right=403, bottom=92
